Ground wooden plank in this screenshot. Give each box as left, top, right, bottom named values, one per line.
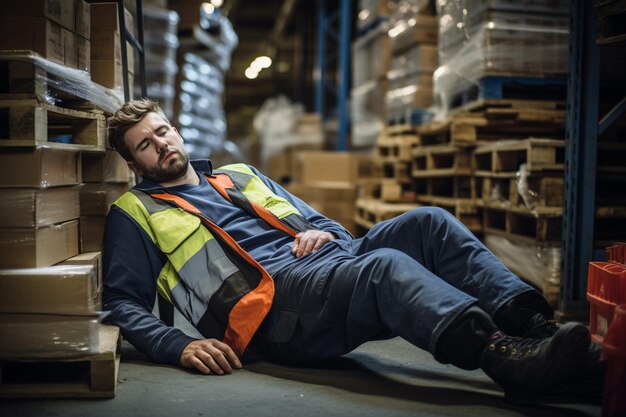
left=412, top=144, right=473, bottom=176
left=355, top=198, right=421, bottom=228
left=473, top=138, right=565, bottom=175
left=0, top=325, right=120, bottom=398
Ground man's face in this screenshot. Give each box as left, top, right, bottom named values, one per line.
left=124, top=112, right=190, bottom=183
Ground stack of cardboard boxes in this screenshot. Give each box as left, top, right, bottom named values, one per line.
left=0, top=0, right=91, bottom=72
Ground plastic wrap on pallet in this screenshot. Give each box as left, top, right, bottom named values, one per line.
left=0, top=265, right=101, bottom=316
left=388, top=44, right=438, bottom=76
left=143, top=6, right=180, bottom=38
left=388, top=14, right=438, bottom=54
left=484, top=234, right=560, bottom=291
left=352, top=20, right=390, bottom=87
left=253, top=95, right=323, bottom=169
left=389, top=0, right=435, bottom=24
left=357, top=0, right=391, bottom=31
left=351, top=79, right=388, bottom=148
left=433, top=1, right=569, bottom=118
left=386, top=70, right=433, bottom=116
left=0, top=313, right=101, bottom=359
left=0, top=186, right=80, bottom=228
left=0, top=52, right=122, bottom=114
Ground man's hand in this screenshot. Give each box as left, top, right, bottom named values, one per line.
left=291, top=230, right=335, bottom=257
left=180, top=339, right=242, bottom=375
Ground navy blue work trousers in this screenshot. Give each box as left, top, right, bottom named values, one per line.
left=254, top=207, right=534, bottom=365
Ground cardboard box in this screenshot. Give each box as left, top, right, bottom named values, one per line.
left=80, top=215, right=106, bottom=252
left=0, top=186, right=80, bottom=228
left=0, top=264, right=100, bottom=315
left=0, top=148, right=81, bottom=188
left=0, top=0, right=76, bottom=31
left=0, top=17, right=65, bottom=66
left=80, top=183, right=129, bottom=216
left=76, top=34, right=90, bottom=72
left=59, top=251, right=102, bottom=299
left=390, top=15, right=438, bottom=53
left=0, top=219, right=79, bottom=268
left=90, top=57, right=133, bottom=90
left=0, top=314, right=100, bottom=359
left=75, top=0, right=91, bottom=39
left=90, top=30, right=134, bottom=69
left=168, top=0, right=204, bottom=31
left=298, top=151, right=374, bottom=183
left=63, top=26, right=78, bottom=68
left=82, top=149, right=132, bottom=183
left=302, top=181, right=357, bottom=201
left=90, top=2, right=135, bottom=36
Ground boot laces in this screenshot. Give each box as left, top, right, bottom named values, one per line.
left=488, top=332, right=542, bottom=357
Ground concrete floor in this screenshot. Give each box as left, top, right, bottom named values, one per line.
left=0, top=333, right=602, bottom=417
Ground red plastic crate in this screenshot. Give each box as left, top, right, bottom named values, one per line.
left=587, top=261, right=626, bottom=344
left=606, top=242, right=626, bottom=265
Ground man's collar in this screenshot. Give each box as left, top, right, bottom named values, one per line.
left=134, top=159, right=213, bottom=191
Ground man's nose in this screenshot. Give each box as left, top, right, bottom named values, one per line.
left=154, top=136, right=168, bottom=151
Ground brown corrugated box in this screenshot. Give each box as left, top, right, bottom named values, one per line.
left=75, top=0, right=91, bottom=39
left=0, top=17, right=65, bottom=66
left=0, top=0, right=76, bottom=32
left=82, top=150, right=132, bottom=183
left=0, top=219, right=79, bottom=268
left=0, top=264, right=100, bottom=316
left=298, top=151, right=374, bottom=183
left=59, top=251, right=102, bottom=299
left=80, top=215, right=106, bottom=252
left=0, top=314, right=100, bottom=359
left=0, top=186, right=80, bottom=227
left=90, top=2, right=135, bottom=35
left=0, top=148, right=81, bottom=188
left=79, top=183, right=129, bottom=216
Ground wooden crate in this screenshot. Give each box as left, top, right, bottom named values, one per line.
left=0, top=99, right=106, bottom=151
left=412, top=144, right=472, bottom=177
left=0, top=325, right=120, bottom=398
left=355, top=198, right=421, bottom=229
left=473, top=138, right=565, bottom=175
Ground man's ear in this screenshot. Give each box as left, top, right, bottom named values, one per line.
left=127, top=161, right=143, bottom=177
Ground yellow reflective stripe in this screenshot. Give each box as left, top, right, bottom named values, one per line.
left=218, top=164, right=301, bottom=220
left=157, top=263, right=178, bottom=303
left=114, top=192, right=157, bottom=243
left=168, top=223, right=214, bottom=271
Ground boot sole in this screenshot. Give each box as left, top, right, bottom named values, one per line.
left=504, top=322, right=590, bottom=405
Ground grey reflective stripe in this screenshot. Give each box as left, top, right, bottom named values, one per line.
left=178, top=238, right=239, bottom=300
left=214, top=169, right=254, bottom=191
left=170, top=283, right=207, bottom=326
left=130, top=189, right=172, bottom=215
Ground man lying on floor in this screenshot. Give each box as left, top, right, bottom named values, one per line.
left=103, top=99, right=602, bottom=404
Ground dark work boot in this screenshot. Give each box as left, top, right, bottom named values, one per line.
left=480, top=322, right=591, bottom=405
left=520, top=313, right=560, bottom=339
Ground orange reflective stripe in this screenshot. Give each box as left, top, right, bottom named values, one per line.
left=151, top=192, right=274, bottom=357
left=206, top=174, right=298, bottom=238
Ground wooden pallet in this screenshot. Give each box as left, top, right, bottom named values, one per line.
left=412, top=144, right=473, bottom=177
left=355, top=198, right=421, bottom=229
left=375, top=134, right=419, bottom=162
left=0, top=325, right=120, bottom=398
left=374, top=159, right=413, bottom=182
left=447, top=76, right=568, bottom=111
left=413, top=176, right=474, bottom=200
left=0, top=99, right=106, bottom=151
left=597, top=0, right=626, bottom=45
left=483, top=206, right=563, bottom=244
left=416, top=195, right=482, bottom=234
left=473, top=138, right=565, bottom=175
left=475, top=175, right=565, bottom=209
left=0, top=55, right=105, bottom=112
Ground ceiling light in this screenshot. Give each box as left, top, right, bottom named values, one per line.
left=201, top=3, right=215, bottom=14
left=255, top=56, right=272, bottom=68
left=245, top=67, right=259, bottom=79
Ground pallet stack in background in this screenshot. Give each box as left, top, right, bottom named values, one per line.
left=351, top=0, right=626, bottom=306
left=0, top=0, right=143, bottom=398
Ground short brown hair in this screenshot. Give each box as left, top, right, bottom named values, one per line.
left=107, top=99, right=170, bottom=161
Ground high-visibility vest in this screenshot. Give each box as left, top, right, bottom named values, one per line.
left=112, top=163, right=314, bottom=356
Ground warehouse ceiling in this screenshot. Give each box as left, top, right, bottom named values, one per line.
left=220, top=0, right=320, bottom=138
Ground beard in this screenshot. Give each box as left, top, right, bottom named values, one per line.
left=137, top=148, right=190, bottom=183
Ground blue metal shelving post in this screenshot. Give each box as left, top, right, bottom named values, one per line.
left=560, top=0, right=599, bottom=314
left=314, top=0, right=352, bottom=151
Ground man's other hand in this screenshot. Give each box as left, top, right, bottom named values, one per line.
left=291, top=230, right=335, bottom=257
left=180, top=339, right=242, bottom=375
